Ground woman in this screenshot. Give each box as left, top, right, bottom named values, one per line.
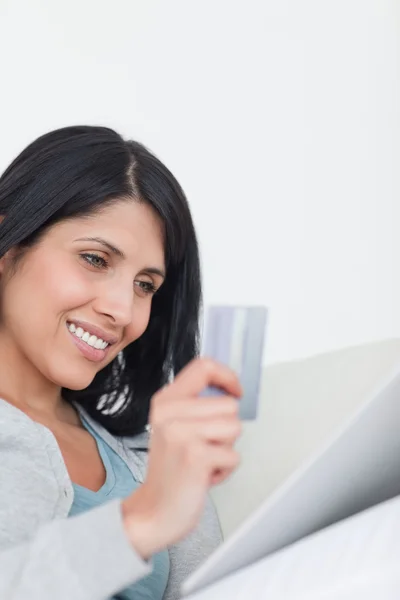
left=0, top=126, right=242, bottom=600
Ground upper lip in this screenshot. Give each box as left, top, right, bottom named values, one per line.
left=67, top=319, right=119, bottom=345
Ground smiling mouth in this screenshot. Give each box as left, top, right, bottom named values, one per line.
left=67, top=322, right=109, bottom=350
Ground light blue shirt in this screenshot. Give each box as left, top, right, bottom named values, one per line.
left=69, top=415, right=170, bottom=600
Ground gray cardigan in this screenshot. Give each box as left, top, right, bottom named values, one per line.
left=0, top=398, right=222, bottom=600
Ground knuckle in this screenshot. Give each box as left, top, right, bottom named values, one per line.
left=198, top=357, right=215, bottom=374
left=149, top=393, right=163, bottom=415
left=149, top=405, right=166, bottom=429
left=222, top=416, right=241, bottom=437
left=151, top=388, right=163, bottom=404
left=230, top=398, right=240, bottom=413
left=230, top=450, right=241, bottom=467
left=224, top=397, right=239, bottom=415
left=232, top=419, right=242, bottom=437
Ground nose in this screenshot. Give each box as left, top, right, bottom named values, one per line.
left=92, top=280, right=134, bottom=327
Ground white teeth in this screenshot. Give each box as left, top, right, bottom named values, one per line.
left=87, top=335, right=97, bottom=347
left=67, top=323, right=109, bottom=350
left=95, top=339, right=107, bottom=350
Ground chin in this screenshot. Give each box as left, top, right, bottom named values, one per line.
left=62, top=379, right=94, bottom=391
left=48, top=365, right=97, bottom=391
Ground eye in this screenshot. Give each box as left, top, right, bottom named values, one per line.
left=80, top=253, right=109, bottom=269
left=134, top=280, right=158, bottom=297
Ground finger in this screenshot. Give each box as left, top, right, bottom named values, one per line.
left=160, top=417, right=241, bottom=444
left=205, top=445, right=240, bottom=474
left=151, top=396, right=239, bottom=424
left=163, top=358, right=242, bottom=399
left=210, top=466, right=236, bottom=486
left=196, top=418, right=242, bottom=444
left=151, top=415, right=241, bottom=450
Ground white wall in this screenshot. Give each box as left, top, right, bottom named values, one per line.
left=0, top=0, right=398, bottom=364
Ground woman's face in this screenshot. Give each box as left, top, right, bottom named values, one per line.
left=0, top=200, right=165, bottom=390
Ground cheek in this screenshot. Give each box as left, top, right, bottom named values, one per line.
left=1, top=260, right=97, bottom=348
left=50, top=277, right=94, bottom=313
left=25, top=258, right=94, bottom=314
left=124, top=301, right=153, bottom=345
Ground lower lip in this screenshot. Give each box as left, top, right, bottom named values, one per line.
left=67, top=328, right=110, bottom=362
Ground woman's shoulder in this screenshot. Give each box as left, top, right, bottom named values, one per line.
left=0, top=397, right=67, bottom=485
left=0, top=397, right=42, bottom=444
left=0, top=399, right=69, bottom=548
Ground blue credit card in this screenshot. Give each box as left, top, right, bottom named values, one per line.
left=200, top=306, right=268, bottom=420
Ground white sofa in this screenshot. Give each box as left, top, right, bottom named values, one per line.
left=211, top=338, right=400, bottom=537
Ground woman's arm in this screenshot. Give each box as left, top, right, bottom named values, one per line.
left=0, top=499, right=151, bottom=600
left=0, top=358, right=241, bottom=600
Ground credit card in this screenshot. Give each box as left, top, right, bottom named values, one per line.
left=200, top=306, right=268, bottom=420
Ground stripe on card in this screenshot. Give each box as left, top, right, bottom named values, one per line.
left=229, top=307, right=247, bottom=375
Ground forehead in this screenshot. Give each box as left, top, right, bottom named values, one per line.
left=47, top=200, right=165, bottom=266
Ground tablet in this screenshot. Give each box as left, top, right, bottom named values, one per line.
left=182, top=362, right=400, bottom=595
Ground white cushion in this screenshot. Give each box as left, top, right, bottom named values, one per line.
left=211, top=339, right=400, bottom=537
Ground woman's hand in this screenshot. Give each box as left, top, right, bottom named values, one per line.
left=121, top=358, right=242, bottom=559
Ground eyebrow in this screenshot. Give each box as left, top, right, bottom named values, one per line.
left=74, top=236, right=166, bottom=279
